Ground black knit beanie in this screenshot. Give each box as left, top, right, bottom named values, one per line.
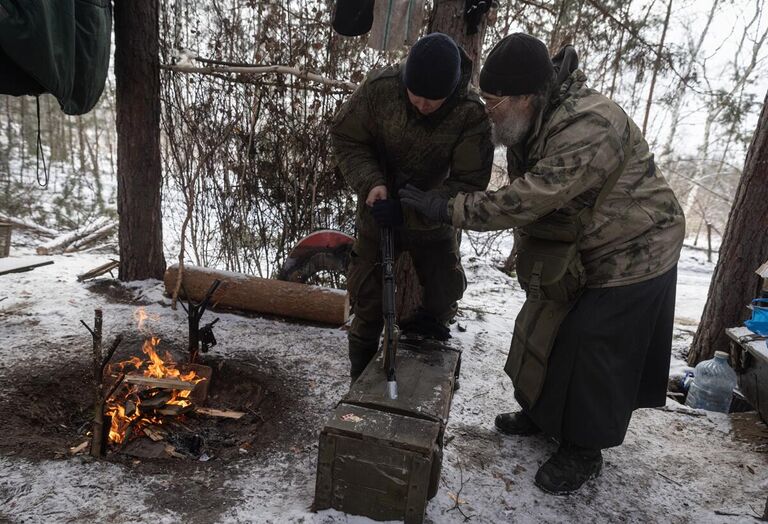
left=480, top=33, right=554, bottom=96
left=403, top=33, right=461, bottom=100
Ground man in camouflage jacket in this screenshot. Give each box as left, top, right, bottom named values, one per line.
left=401, top=34, right=685, bottom=494
left=331, top=33, right=493, bottom=382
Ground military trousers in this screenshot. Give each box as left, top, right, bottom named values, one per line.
left=346, top=228, right=466, bottom=379
left=516, top=265, right=677, bottom=449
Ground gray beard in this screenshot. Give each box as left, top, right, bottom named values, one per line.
left=491, top=114, right=533, bottom=147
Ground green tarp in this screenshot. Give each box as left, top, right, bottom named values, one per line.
left=0, top=0, right=112, bottom=115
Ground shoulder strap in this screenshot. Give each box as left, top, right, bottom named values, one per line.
left=593, top=117, right=634, bottom=213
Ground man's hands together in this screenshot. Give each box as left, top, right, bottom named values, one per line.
left=366, top=183, right=451, bottom=227
left=398, top=184, right=451, bottom=224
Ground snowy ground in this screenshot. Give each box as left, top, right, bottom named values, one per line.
left=0, top=242, right=766, bottom=524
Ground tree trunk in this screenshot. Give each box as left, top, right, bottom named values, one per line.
left=114, top=0, right=166, bottom=280
left=394, top=1, right=490, bottom=321
left=428, top=0, right=489, bottom=86
left=688, top=89, right=768, bottom=365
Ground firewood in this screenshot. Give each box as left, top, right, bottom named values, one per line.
left=139, top=390, right=173, bottom=408
left=164, top=263, right=349, bottom=325
left=194, top=407, right=246, bottom=419
left=142, top=427, right=166, bottom=442
left=77, top=260, right=120, bottom=282
left=156, top=403, right=194, bottom=416
left=69, top=441, right=90, bottom=454
left=124, top=374, right=197, bottom=390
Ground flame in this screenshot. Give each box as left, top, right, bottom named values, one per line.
left=104, top=310, right=206, bottom=445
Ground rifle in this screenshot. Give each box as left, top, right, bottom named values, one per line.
left=380, top=225, right=399, bottom=399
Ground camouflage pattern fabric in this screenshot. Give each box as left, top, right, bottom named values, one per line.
left=450, top=69, right=685, bottom=287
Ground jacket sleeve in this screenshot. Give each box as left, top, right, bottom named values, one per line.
left=329, top=78, right=386, bottom=197
left=441, top=108, right=494, bottom=196
left=449, top=112, right=625, bottom=231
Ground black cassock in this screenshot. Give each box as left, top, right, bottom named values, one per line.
left=517, top=266, right=678, bottom=449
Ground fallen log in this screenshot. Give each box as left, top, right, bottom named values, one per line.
left=36, top=217, right=111, bottom=255
left=0, top=213, right=59, bottom=237
left=65, top=222, right=118, bottom=253
left=164, top=264, right=349, bottom=325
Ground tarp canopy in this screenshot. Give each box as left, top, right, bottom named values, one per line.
left=0, top=0, right=112, bottom=115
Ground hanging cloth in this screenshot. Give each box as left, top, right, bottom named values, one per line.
left=368, top=0, right=426, bottom=51
left=332, top=0, right=375, bottom=37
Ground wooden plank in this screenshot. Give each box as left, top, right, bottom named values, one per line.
left=0, top=257, right=54, bottom=277
left=194, top=407, right=245, bottom=419
left=124, top=374, right=197, bottom=390
left=726, top=327, right=768, bottom=364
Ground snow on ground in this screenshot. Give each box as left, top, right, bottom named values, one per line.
left=0, top=244, right=765, bottom=524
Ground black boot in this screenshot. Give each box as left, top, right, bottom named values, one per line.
left=494, top=411, right=541, bottom=436
left=534, top=442, right=603, bottom=495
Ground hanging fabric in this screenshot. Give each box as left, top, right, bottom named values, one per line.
left=332, top=0, right=375, bottom=37
left=368, top=0, right=426, bottom=51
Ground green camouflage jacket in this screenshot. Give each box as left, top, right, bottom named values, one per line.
left=450, top=69, right=685, bottom=287
left=331, top=51, right=493, bottom=236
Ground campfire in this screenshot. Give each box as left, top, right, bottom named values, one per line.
left=105, top=336, right=209, bottom=445
left=101, top=308, right=213, bottom=449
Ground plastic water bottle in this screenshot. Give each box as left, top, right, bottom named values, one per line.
left=684, top=351, right=738, bottom=413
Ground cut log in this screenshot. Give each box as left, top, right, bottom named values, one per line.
left=195, top=407, right=245, bottom=419
left=124, top=374, right=197, bottom=390
left=164, top=264, right=349, bottom=325
left=69, top=440, right=90, bottom=454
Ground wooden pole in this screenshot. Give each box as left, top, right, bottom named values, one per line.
left=81, top=309, right=105, bottom=457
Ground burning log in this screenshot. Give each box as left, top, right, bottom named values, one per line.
left=124, top=374, right=197, bottom=390
left=164, top=263, right=349, bottom=325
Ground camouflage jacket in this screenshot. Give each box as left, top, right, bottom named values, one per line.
left=449, top=69, right=685, bottom=287
left=330, top=51, right=493, bottom=236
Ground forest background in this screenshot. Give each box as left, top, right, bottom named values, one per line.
left=1, top=0, right=766, bottom=281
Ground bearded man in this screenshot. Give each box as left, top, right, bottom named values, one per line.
left=400, top=33, right=685, bottom=494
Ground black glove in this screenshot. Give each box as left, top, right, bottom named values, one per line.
left=398, top=184, right=451, bottom=224
left=371, top=199, right=404, bottom=227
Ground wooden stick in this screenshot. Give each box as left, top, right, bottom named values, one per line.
left=124, top=374, right=197, bottom=390
left=86, top=309, right=105, bottom=458
left=195, top=407, right=246, bottom=419
left=77, top=260, right=120, bottom=282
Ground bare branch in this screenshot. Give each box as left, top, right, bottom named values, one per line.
left=161, top=63, right=358, bottom=92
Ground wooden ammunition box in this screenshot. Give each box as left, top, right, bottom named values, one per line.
left=314, top=342, right=460, bottom=524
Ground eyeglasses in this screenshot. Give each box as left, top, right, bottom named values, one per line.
left=482, top=95, right=510, bottom=114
